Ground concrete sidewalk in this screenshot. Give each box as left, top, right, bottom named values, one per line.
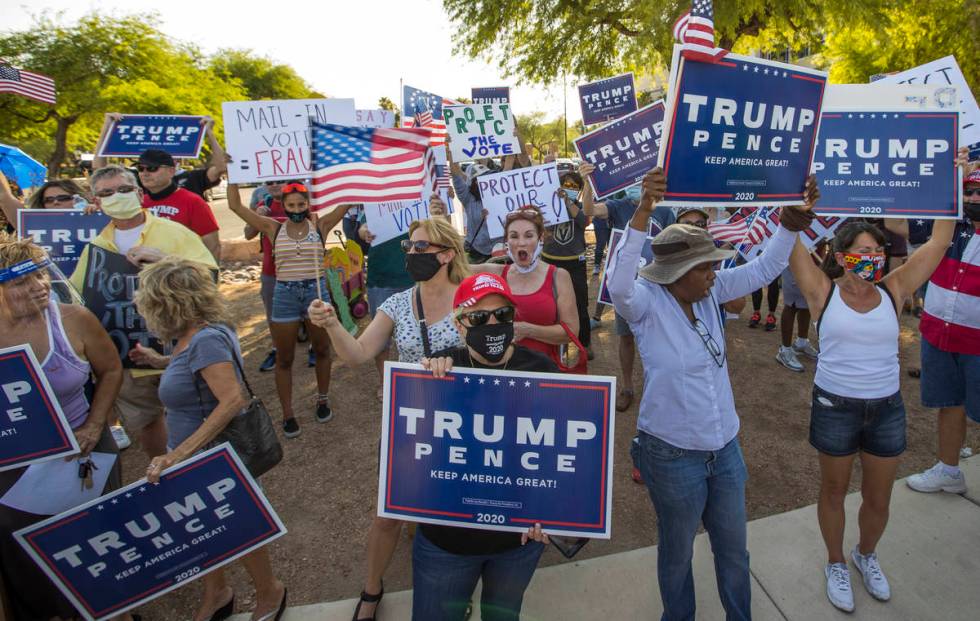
left=233, top=457, right=980, bottom=620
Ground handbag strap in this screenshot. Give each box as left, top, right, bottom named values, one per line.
left=190, top=326, right=255, bottom=417
left=414, top=286, right=433, bottom=358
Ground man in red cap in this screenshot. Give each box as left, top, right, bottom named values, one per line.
left=908, top=168, right=980, bottom=494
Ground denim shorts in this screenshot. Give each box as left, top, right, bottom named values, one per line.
left=920, top=338, right=980, bottom=423
left=260, top=274, right=276, bottom=318
left=809, top=385, right=906, bottom=457
left=271, top=277, right=329, bottom=323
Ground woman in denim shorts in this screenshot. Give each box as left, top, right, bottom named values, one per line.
left=789, top=213, right=959, bottom=613
left=228, top=181, right=355, bottom=438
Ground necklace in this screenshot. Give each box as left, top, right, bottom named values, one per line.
left=466, top=348, right=511, bottom=371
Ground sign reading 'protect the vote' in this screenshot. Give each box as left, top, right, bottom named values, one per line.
left=478, top=162, right=569, bottom=238
left=17, top=209, right=110, bottom=276
left=379, top=362, right=616, bottom=538
left=443, top=104, right=519, bottom=162
left=812, top=110, right=961, bottom=219
left=15, top=445, right=286, bottom=621
left=575, top=101, right=666, bottom=200
left=97, top=115, right=206, bottom=159
left=471, top=87, right=510, bottom=104
left=659, top=46, right=827, bottom=208
left=578, top=73, right=637, bottom=126
left=0, top=345, right=79, bottom=472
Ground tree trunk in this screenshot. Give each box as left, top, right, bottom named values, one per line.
left=46, top=115, right=77, bottom=177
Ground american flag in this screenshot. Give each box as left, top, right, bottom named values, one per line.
left=402, top=84, right=457, bottom=147
left=673, top=0, right=728, bottom=63
left=310, top=121, right=435, bottom=210
left=0, top=61, right=56, bottom=104
left=708, top=208, right=771, bottom=245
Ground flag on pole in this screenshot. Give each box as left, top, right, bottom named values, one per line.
left=0, top=61, right=56, bottom=104
left=402, top=84, right=457, bottom=147
left=310, top=122, right=433, bottom=210
left=672, top=0, right=728, bottom=64
left=708, top=208, right=770, bottom=245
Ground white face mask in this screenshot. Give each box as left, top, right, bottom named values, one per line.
left=99, top=191, right=143, bottom=219
left=506, top=241, right=543, bottom=274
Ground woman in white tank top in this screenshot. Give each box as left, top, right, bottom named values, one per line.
left=789, top=217, right=956, bottom=613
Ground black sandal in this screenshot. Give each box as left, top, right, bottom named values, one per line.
left=352, top=583, right=384, bottom=621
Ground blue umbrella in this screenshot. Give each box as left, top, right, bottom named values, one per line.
left=0, top=143, right=47, bottom=191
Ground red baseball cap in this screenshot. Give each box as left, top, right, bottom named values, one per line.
left=453, top=273, right=517, bottom=310
left=965, top=170, right=980, bottom=186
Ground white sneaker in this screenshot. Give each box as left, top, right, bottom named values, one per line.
left=793, top=338, right=820, bottom=359
left=907, top=462, right=967, bottom=494
left=776, top=346, right=805, bottom=372
left=851, top=547, right=891, bottom=601
left=110, top=425, right=131, bottom=450
left=825, top=562, right=855, bottom=612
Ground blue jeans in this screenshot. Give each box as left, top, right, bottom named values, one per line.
left=631, top=433, right=751, bottom=621
left=412, top=529, right=544, bottom=621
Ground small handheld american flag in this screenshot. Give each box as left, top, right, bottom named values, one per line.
left=0, top=61, right=56, bottom=105
left=672, top=0, right=728, bottom=64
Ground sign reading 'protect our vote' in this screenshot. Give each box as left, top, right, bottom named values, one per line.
left=813, top=110, right=961, bottom=219
left=97, top=115, right=206, bottom=159
left=443, top=103, right=519, bottom=162
left=578, top=73, right=638, bottom=126
left=379, top=362, right=616, bottom=538
left=0, top=345, right=80, bottom=472
left=658, top=46, right=827, bottom=208
left=15, top=445, right=286, bottom=621
left=575, top=101, right=666, bottom=200
left=478, top=162, right=569, bottom=238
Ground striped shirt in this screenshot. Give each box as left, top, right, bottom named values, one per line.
left=921, top=221, right=980, bottom=355
left=273, top=221, right=324, bottom=282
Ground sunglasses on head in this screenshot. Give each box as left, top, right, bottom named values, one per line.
left=281, top=182, right=308, bottom=194
left=505, top=207, right=543, bottom=222
left=42, top=194, right=74, bottom=205
left=457, top=305, right=515, bottom=327
left=94, top=184, right=138, bottom=198
left=400, top=239, right=448, bottom=253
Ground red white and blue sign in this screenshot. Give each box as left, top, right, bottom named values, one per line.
left=97, top=115, right=206, bottom=159
left=658, top=46, right=827, bottom=208
left=17, top=209, right=110, bottom=276
left=575, top=101, right=666, bottom=200
left=14, top=444, right=286, bottom=621
left=0, top=345, right=79, bottom=472
left=379, top=362, right=616, bottom=538
left=471, top=87, right=510, bottom=104
left=812, top=110, right=961, bottom=219
left=578, top=73, right=638, bottom=126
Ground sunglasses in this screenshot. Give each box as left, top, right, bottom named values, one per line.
left=400, top=240, right=448, bottom=253
left=137, top=164, right=169, bottom=172
left=965, top=188, right=980, bottom=197
left=264, top=180, right=283, bottom=186
left=281, top=183, right=308, bottom=194
left=457, top=305, right=515, bottom=327
left=94, top=184, right=138, bottom=198
left=42, top=194, right=73, bottom=205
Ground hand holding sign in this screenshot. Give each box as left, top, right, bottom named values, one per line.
left=638, top=168, right=667, bottom=213
left=779, top=176, right=819, bottom=232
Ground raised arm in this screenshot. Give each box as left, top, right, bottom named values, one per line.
left=578, top=163, right=596, bottom=217
left=201, top=117, right=228, bottom=183
left=227, top=183, right=280, bottom=238
left=789, top=236, right=832, bottom=316
left=92, top=113, right=121, bottom=169
left=314, top=204, right=354, bottom=240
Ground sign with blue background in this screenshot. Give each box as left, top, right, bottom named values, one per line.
left=813, top=110, right=960, bottom=219
left=18, top=209, right=110, bottom=276
left=472, top=87, right=510, bottom=104
left=379, top=362, right=616, bottom=538
left=578, top=73, right=637, bottom=126
left=658, top=47, right=827, bottom=208
left=0, top=345, right=79, bottom=472
left=15, top=444, right=286, bottom=621
left=97, top=115, right=206, bottom=159
left=575, top=102, right=666, bottom=200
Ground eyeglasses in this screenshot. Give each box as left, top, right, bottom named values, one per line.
left=400, top=240, right=448, bottom=253
left=94, top=184, right=138, bottom=198
left=42, top=194, right=73, bottom=205
left=281, top=183, right=308, bottom=194
left=692, top=319, right=724, bottom=368
left=457, top=305, right=515, bottom=327
left=686, top=219, right=708, bottom=229
left=137, top=164, right=165, bottom=173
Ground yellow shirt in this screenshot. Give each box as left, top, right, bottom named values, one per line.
left=69, top=212, right=217, bottom=376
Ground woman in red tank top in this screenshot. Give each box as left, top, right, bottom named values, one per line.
left=474, top=206, right=579, bottom=360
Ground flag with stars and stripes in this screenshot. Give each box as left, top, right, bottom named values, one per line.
left=0, top=61, right=56, bottom=104
left=310, top=121, right=435, bottom=210
left=673, top=0, right=728, bottom=63
left=402, top=84, right=457, bottom=147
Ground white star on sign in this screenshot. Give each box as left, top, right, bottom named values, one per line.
left=524, top=381, right=531, bottom=387
left=111, top=499, right=118, bottom=504
left=753, top=66, right=759, bottom=73
left=509, top=379, right=516, bottom=387
left=743, top=65, right=749, bottom=71
left=463, top=377, right=470, bottom=383
left=962, top=231, right=971, bottom=238
left=916, top=220, right=925, bottom=225
left=763, top=68, right=769, bottom=75
left=139, top=486, right=146, bottom=492
left=493, top=379, right=500, bottom=386
left=125, top=493, right=132, bottom=498
left=782, top=71, right=788, bottom=77
left=479, top=378, right=485, bottom=384
left=97, top=505, right=104, bottom=511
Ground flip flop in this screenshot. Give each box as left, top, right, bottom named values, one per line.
left=616, top=389, right=634, bottom=412
left=253, top=588, right=287, bottom=621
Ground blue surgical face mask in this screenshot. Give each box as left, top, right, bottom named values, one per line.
left=624, top=185, right=643, bottom=203
left=563, top=189, right=579, bottom=202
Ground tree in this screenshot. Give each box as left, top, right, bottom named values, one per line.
left=516, top=112, right=581, bottom=160
left=378, top=96, right=400, bottom=126
left=209, top=49, right=322, bottom=100
left=0, top=12, right=245, bottom=175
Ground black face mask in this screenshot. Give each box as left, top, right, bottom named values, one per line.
left=405, top=252, right=443, bottom=282
left=465, top=322, right=513, bottom=363
left=287, top=210, right=309, bottom=223
left=965, top=203, right=980, bottom=223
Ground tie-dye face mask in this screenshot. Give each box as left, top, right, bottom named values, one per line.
left=842, top=253, right=886, bottom=282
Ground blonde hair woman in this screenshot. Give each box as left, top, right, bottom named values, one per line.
left=134, top=258, right=287, bottom=621
left=307, top=215, right=469, bottom=621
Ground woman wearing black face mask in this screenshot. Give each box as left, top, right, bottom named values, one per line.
left=227, top=182, right=355, bottom=438
left=416, top=272, right=558, bottom=620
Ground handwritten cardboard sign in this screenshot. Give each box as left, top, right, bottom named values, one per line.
left=443, top=104, right=519, bottom=162
left=477, top=163, right=568, bottom=238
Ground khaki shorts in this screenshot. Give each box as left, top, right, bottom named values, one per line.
left=114, top=371, right=164, bottom=433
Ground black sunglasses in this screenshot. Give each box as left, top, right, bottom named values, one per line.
left=692, top=319, right=725, bottom=367
left=457, top=305, right=515, bottom=327
left=42, top=194, right=73, bottom=205
left=964, top=188, right=980, bottom=197
left=94, top=184, right=138, bottom=198
left=137, top=164, right=166, bottom=173
left=401, top=240, right=448, bottom=253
